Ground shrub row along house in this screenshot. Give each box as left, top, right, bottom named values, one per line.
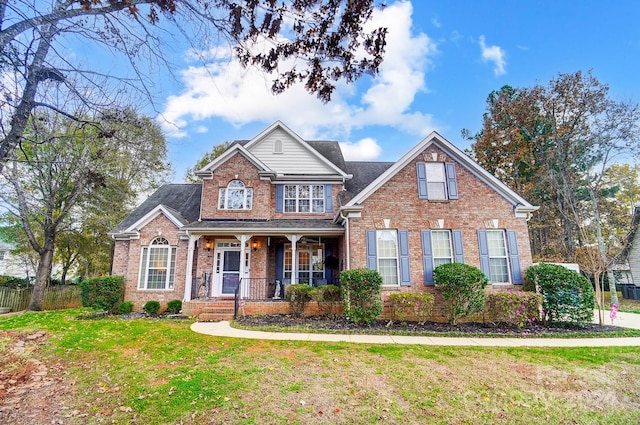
left=110, top=121, right=538, bottom=319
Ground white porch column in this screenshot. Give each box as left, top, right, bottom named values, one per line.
left=286, top=234, right=302, bottom=284
left=234, top=234, right=252, bottom=298
left=183, top=234, right=201, bottom=302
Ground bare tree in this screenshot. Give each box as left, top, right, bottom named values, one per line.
left=0, top=0, right=388, bottom=170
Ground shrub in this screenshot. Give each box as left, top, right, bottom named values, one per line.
left=118, top=301, right=134, bottom=315
left=314, top=284, right=342, bottom=317
left=78, top=276, right=124, bottom=313
left=485, top=290, right=542, bottom=327
left=285, top=284, right=314, bottom=317
left=525, top=263, right=595, bottom=325
left=0, top=275, right=29, bottom=288
left=434, top=263, right=488, bottom=325
left=167, top=299, right=182, bottom=314
left=389, top=292, right=435, bottom=323
left=143, top=300, right=161, bottom=315
left=340, top=268, right=383, bottom=326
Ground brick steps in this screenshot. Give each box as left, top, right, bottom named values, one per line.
left=197, top=301, right=236, bottom=321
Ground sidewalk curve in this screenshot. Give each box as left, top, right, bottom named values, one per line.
left=191, top=311, right=640, bottom=347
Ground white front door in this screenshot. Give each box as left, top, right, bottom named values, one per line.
left=213, top=241, right=249, bottom=297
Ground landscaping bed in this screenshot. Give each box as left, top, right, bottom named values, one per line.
left=235, top=314, right=636, bottom=337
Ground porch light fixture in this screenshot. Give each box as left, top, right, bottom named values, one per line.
left=252, top=240, right=259, bottom=251
left=204, top=238, right=212, bottom=251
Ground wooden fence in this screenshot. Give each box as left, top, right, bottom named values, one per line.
left=0, top=285, right=82, bottom=312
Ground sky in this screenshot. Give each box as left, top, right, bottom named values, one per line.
left=135, top=1, right=640, bottom=182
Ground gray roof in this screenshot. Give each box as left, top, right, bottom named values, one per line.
left=307, top=141, right=347, bottom=173
left=344, top=161, right=395, bottom=196
left=184, top=219, right=344, bottom=234
left=111, top=184, right=202, bottom=233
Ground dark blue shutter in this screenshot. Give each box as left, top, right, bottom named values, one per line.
left=398, top=230, right=411, bottom=286
left=366, top=230, right=377, bottom=270
left=445, top=163, right=458, bottom=200
left=275, top=244, right=284, bottom=282
left=506, top=230, right=523, bottom=284
left=325, top=246, right=333, bottom=284
left=421, top=230, right=434, bottom=286
left=324, top=184, right=333, bottom=212
left=275, top=184, right=284, bottom=213
left=416, top=162, right=428, bottom=199
left=452, top=230, right=464, bottom=263
left=477, top=230, right=491, bottom=281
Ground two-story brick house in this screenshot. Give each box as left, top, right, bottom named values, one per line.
left=110, top=121, right=538, bottom=316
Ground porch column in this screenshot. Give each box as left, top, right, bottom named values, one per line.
left=286, top=234, right=302, bottom=284
left=183, top=234, right=201, bottom=302
left=234, top=234, right=252, bottom=298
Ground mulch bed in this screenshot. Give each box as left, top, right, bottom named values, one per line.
left=235, top=314, right=629, bottom=337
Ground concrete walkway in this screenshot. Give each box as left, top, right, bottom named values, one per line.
left=191, top=310, right=640, bottom=347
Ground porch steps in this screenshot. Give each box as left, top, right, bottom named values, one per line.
left=197, top=301, right=235, bottom=322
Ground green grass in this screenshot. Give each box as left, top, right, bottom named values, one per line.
left=1, top=309, right=640, bottom=424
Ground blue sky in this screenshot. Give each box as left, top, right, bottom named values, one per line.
left=147, top=1, right=640, bottom=182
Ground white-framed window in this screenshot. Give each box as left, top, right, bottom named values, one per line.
left=138, top=237, right=176, bottom=290
left=0, top=250, right=5, bottom=261
left=486, top=230, right=510, bottom=283
left=284, top=184, right=324, bottom=213
left=218, top=180, right=253, bottom=210
left=425, top=163, right=447, bottom=200
left=377, top=230, right=399, bottom=286
left=283, top=244, right=325, bottom=285
left=431, top=230, right=453, bottom=268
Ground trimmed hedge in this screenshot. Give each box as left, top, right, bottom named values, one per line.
left=485, top=290, right=542, bottom=327
left=340, top=268, right=383, bottom=325
left=143, top=300, right=161, bottom=315
left=285, top=284, right=314, bottom=317
left=78, top=276, right=124, bottom=312
left=434, top=263, right=488, bottom=325
left=313, top=284, right=342, bottom=317
left=167, top=299, right=182, bottom=314
left=389, top=292, right=434, bottom=323
left=524, top=263, right=595, bottom=325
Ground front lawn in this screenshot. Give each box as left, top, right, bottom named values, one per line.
left=1, top=309, right=639, bottom=425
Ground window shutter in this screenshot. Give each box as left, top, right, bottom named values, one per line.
left=275, top=244, right=284, bottom=282
left=275, top=184, right=284, bottom=213
left=324, top=184, right=333, bottom=212
left=366, top=230, right=377, bottom=270
left=506, top=230, right=523, bottom=284
left=421, top=230, right=434, bottom=286
left=477, top=230, right=491, bottom=281
left=416, top=162, right=428, bottom=199
left=452, top=230, right=464, bottom=263
left=445, top=163, right=458, bottom=200
left=398, top=230, right=411, bottom=286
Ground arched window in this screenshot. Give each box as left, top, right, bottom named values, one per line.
left=218, top=180, right=253, bottom=210
left=273, top=139, right=283, bottom=154
left=138, top=237, right=176, bottom=290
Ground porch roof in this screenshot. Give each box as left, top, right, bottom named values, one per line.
left=182, top=219, right=344, bottom=236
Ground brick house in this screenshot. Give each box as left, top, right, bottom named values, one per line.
left=110, top=121, right=538, bottom=317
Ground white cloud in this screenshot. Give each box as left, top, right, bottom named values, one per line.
left=479, top=35, right=507, bottom=76
left=339, top=138, right=382, bottom=161
left=158, top=0, right=439, bottom=148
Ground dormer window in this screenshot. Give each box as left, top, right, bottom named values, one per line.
left=219, top=180, right=253, bottom=210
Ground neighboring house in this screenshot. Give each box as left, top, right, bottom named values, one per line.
left=0, top=241, right=36, bottom=279
left=610, top=206, right=639, bottom=289
left=110, top=121, right=538, bottom=315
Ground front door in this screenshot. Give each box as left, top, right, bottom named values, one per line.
left=213, top=241, right=248, bottom=297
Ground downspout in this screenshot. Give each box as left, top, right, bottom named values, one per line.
left=339, top=211, right=350, bottom=270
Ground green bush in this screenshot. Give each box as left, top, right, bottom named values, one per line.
left=0, top=275, right=29, bottom=288
left=167, top=299, right=182, bottom=314
left=434, top=263, right=488, bottom=325
left=389, top=292, right=435, bottom=323
left=485, top=290, right=542, bottom=327
left=143, top=300, right=161, bottom=315
left=118, top=301, right=134, bottom=315
left=340, top=268, right=383, bottom=326
left=285, top=284, right=314, bottom=317
left=78, top=276, right=124, bottom=312
left=313, top=284, right=342, bottom=317
left=524, top=263, right=595, bottom=325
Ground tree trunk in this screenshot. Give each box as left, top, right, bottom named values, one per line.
left=28, top=237, right=55, bottom=311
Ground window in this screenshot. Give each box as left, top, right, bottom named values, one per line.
left=417, top=162, right=458, bottom=200
left=486, top=230, right=510, bottom=283
left=0, top=250, right=5, bottom=261
left=283, top=244, right=325, bottom=285
left=219, top=180, right=253, bottom=210
left=273, top=139, right=283, bottom=153
left=431, top=230, right=453, bottom=267
left=284, top=184, right=324, bottom=213
left=377, top=230, right=399, bottom=286
left=138, top=237, right=176, bottom=290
